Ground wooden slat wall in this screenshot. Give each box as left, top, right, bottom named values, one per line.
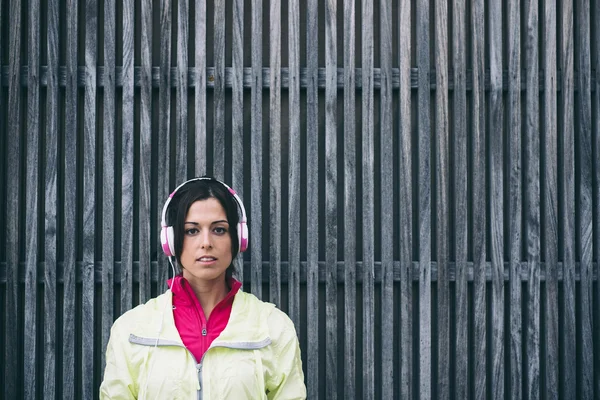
left=2, top=1, right=600, bottom=399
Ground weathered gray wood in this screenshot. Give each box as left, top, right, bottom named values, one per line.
left=306, top=0, right=319, bottom=396
left=194, top=0, right=207, bottom=176
left=213, top=0, right=225, bottom=179
left=231, top=0, right=244, bottom=282
left=471, top=0, right=486, bottom=398
left=157, top=0, right=172, bottom=289
left=507, top=0, right=523, bottom=397
left=525, top=0, right=540, bottom=398
left=122, top=0, right=135, bottom=310
left=577, top=1, right=594, bottom=396
left=83, top=0, right=98, bottom=397
left=560, top=0, right=576, bottom=395
left=595, top=4, right=600, bottom=396
left=176, top=0, right=189, bottom=182
left=362, top=1, right=375, bottom=398
left=287, top=0, right=301, bottom=335
left=434, top=0, right=449, bottom=397
left=5, top=2, right=20, bottom=396
left=453, top=0, right=468, bottom=396
left=44, top=0, right=59, bottom=397
left=380, top=0, right=394, bottom=397
left=324, top=1, right=337, bottom=398
left=102, top=0, right=116, bottom=373
left=543, top=1, right=559, bottom=398
left=269, top=0, right=282, bottom=308
left=398, top=0, right=413, bottom=397
left=343, top=0, right=356, bottom=397
left=24, top=2, right=40, bottom=397
left=62, top=1, right=78, bottom=396
left=250, top=0, right=263, bottom=299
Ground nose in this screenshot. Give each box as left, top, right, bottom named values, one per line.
left=199, top=230, right=213, bottom=249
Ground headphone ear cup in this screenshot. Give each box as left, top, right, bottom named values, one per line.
left=237, top=222, right=248, bottom=252
left=161, top=226, right=176, bottom=257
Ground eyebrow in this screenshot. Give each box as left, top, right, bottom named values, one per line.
left=184, top=220, right=229, bottom=225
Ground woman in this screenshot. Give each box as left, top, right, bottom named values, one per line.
left=100, top=177, right=306, bottom=399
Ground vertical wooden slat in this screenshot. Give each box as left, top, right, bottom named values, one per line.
left=380, top=0, right=394, bottom=397
left=543, top=0, right=559, bottom=398
left=102, top=0, right=116, bottom=372
left=398, top=0, right=413, bottom=397
left=138, top=0, right=153, bottom=304
left=560, top=0, right=576, bottom=395
left=325, top=0, right=337, bottom=397
left=251, top=0, right=263, bottom=299
left=122, top=0, right=135, bottom=310
left=434, top=0, right=449, bottom=397
left=157, top=0, right=172, bottom=288
left=4, top=2, right=21, bottom=396
left=231, top=0, right=244, bottom=281
left=24, top=1, right=40, bottom=397
left=471, top=0, right=486, bottom=397
left=489, top=1, right=504, bottom=399
left=45, top=0, right=59, bottom=396
left=83, top=0, right=98, bottom=397
left=270, top=0, right=282, bottom=308
left=306, top=0, right=319, bottom=395
left=362, top=0, right=375, bottom=398
left=507, top=0, right=522, bottom=397
left=417, top=0, right=431, bottom=396
left=595, top=3, right=600, bottom=396
left=213, top=0, right=225, bottom=179
left=176, top=0, right=189, bottom=182
left=63, top=0, right=78, bottom=396
left=194, top=0, right=207, bottom=176
left=577, top=0, right=594, bottom=396
left=525, top=0, right=540, bottom=397
left=343, top=0, right=356, bottom=396
left=453, top=0, right=469, bottom=395
left=287, top=0, right=301, bottom=333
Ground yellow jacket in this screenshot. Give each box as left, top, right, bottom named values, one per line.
left=100, top=289, right=306, bottom=400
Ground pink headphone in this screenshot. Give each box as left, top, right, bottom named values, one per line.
left=160, top=177, right=249, bottom=257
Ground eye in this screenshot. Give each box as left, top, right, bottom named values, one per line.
left=213, top=227, right=228, bottom=235
left=185, top=227, right=199, bottom=236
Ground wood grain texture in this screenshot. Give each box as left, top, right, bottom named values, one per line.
left=577, top=0, right=594, bottom=396
left=434, top=0, right=449, bottom=397
left=176, top=0, right=189, bottom=182
left=231, top=0, right=244, bottom=282
left=306, top=0, right=319, bottom=396
left=343, top=0, right=356, bottom=397
left=213, top=0, right=225, bottom=179
left=62, top=1, right=78, bottom=397
left=270, top=0, right=282, bottom=308
left=595, top=3, right=600, bottom=395
left=324, top=1, right=337, bottom=398
left=543, top=1, right=559, bottom=398
left=507, top=0, right=523, bottom=397
left=398, top=0, right=413, bottom=397
left=489, top=1, right=505, bottom=399
left=44, top=0, right=59, bottom=396
left=380, top=0, right=394, bottom=397
left=559, top=0, right=576, bottom=395
left=525, top=0, right=540, bottom=398
left=24, top=1, right=40, bottom=396
left=362, top=1, right=375, bottom=398
left=250, top=0, right=263, bottom=300
left=287, top=0, right=301, bottom=334
left=157, top=0, right=172, bottom=289
left=83, top=0, right=98, bottom=396
left=471, top=1, right=487, bottom=397
left=102, top=0, right=116, bottom=373
left=194, top=0, right=207, bottom=176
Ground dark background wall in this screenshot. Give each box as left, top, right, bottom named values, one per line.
left=1, top=0, right=599, bottom=398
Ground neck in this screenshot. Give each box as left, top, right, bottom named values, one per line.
left=184, top=275, right=229, bottom=320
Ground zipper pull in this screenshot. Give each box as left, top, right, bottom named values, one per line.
left=202, top=328, right=207, bottom=336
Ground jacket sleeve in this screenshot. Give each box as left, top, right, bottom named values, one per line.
left=99, top=321, right=139, bottom=399
left=265, top=312, right=307, bottom=400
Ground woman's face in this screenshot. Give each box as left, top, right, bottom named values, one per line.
left=180, top=198, right=233, bottom=284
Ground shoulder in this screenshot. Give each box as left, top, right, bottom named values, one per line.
left=238, top=291, right=297, bottom=342
left=110, top=291, right=171, bottom=334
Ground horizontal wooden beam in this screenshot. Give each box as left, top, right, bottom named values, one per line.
left=1, top=66, right=595, bottom=91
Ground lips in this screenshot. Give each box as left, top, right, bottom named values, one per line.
left=197, top=256, right=217, bottom=262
